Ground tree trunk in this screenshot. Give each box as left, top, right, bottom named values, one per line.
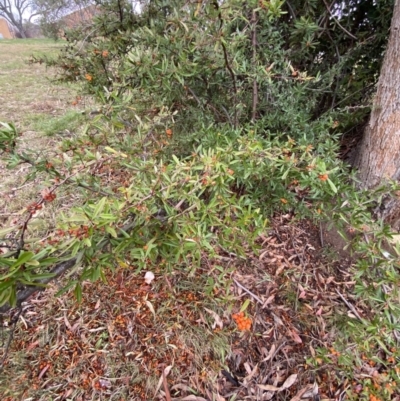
left=355, top=0, right=400, bottom=189
left=18, top=25, right=27, bottom=38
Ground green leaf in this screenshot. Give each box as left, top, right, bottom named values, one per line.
left=74, top=282, right=82, bottom=303
left=327, top=178, right=337, bottom=194
left=0, top=287, right=12, bottom=307
left=240, top=299, right=251, bottom=312
left=25, top=260, right=40, bottom=267
left=93, top=197, right=107, bottom=219
left=13, top=251, right=34, bottom=268
left=105, top=226, right=118, bottom=238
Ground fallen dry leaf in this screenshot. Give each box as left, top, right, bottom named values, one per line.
left=145, top=300, right=156, bottom=318
left=155, top=365, right=173, bottom=397
left=257, top=373, right=298, bottom=393
left=288, top=329, right=303, bottom=344
left=289, top=383, right=315, bottom=401
left=280, top=373, right=298, bottom=390
left=257, top=384, right=281, bottom=392
left=204, top=308, right=223, bottom=329
left=261, top=343, right=276, bottom=362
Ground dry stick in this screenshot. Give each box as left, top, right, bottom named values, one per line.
left=0, top=307, right=23, bottom=372
left=0, top=176, right=189, bottom=315
left=251, top=10, right=258, bottom=123
left=0, top=214, right=140, bottom=315
left=233, top=278, right=263, bottom=305
left=213, top=0, right=238, bottom=128
left=162, top=370, right=172, bottom=401
left=290, top=236, right=307, bottom=312
left=335, top=289, right=363, bottom=322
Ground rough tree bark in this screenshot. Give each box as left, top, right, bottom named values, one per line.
left=355, top=0, right=400, bottom=190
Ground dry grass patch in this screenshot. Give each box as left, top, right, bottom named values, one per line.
left=0, top=39, right=74, bottom=127
left=0, top=39, right=89, bottom=235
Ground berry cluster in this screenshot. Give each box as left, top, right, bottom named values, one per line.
left=232, top=311, right=252, bottom=331
left=68, top=225, right=90, bottom=239
left=43, top=191, right=56, bottom=202
left=27, top=202, right=43, bottom=214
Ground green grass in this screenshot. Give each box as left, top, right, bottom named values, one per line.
left=31, top=110, right=86, bottom=136
left=0, top=39, right=81, bottom=130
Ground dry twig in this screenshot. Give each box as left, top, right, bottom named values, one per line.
left=233, top=278, right=263, bottom=305
left=335, top=289, right=363, bottom=321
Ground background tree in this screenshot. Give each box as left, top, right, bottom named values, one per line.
left=35, top=0, right=94, bottom=40
left=0, top=0, right=41, bottom=37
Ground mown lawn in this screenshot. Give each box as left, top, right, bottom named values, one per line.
left=0, top=39, right=87, bottom=231
left=0, top=39, right=76, bottom=129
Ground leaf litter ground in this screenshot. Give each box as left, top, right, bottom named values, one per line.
left=3, top=212, right=388, bottom=401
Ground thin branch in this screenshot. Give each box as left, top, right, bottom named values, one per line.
left=73, top=27, right=98, bottom=56
left=285, top=0, right=296, bottom=20
left=319, top=221, right=324, bottom=247
left=251, top=10, right=258, bottom=122
left=186, top=86, right=202, bottom=106
left=0, top=219, right=138, bottom=315
left=0, top=258, right=77, bottom=315
left=220, top=41, right=238, bottom=128
left=17, top=162, right=91, bottom=253
left=0, top=177, right=186, bottom=315
left=322, top=0, right=357, bottom=41
left=212, top=0, right=238, bottom=128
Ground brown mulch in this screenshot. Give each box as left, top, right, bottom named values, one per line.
left=1, top=213, right=366, bottom=401
left=214, top=214, right=357, bottom=401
